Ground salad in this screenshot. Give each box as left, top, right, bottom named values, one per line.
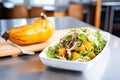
left=45, top=28, right=107, bottom=62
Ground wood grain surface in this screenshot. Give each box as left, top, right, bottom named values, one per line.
left=0, top=29, right=69, bottom=57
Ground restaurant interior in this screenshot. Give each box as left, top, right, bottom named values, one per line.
left=0, top=0, right=120, bottom=80
left=0, top=0, right=120, bottom=37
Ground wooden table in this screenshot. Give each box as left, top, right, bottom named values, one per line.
left=0, top=17, right=120, bottom=80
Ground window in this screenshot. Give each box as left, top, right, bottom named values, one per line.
left=33, top=0, right=55, bottom=5
left=9, top=0, right=24, bottom=4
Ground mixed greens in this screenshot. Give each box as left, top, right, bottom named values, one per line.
left=45, top=28, right=107, bottom=62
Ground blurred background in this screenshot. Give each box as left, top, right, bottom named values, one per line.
left=0, top=0, right=120, bottom=37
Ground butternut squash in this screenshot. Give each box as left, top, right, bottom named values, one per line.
left=58, top=48, right=67, bottom=56
left=83, top=41, right=93, bottom=51
left=76, top=45, right=85, bottom=51
left=2, top=13, right=54, bottom=45
left=88, top=52, right=96, bottom=59
left=72, top=52, right=81, bottom=60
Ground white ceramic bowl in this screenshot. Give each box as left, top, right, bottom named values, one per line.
left=39, top=28, right=110, bottom=71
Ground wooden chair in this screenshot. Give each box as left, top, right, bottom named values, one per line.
left=5, top=8, right=13, bottom=19
left=45, top=11, right=67, bottom=17
left=68, top=0, right=101, bottom=29
left=12, top=4, right=29, bottom=18
left=29, top=6, right=44, bottom=18
left=68, top=4, right=84, bottom=20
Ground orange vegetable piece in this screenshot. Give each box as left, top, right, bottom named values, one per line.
left=76, top=45, right=85, bottom=51
left=83, top=41, right=93, bottom=51
left=72, top=52, right=81, bottom=60
left=58, top=48, right=67, bottom=56
left=88, top=52, right=96, bottom=59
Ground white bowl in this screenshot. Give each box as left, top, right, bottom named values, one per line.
left=39, top=28, right=110, bottom=71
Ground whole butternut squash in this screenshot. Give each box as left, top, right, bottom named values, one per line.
left=2, top=13, right=54, bottom=45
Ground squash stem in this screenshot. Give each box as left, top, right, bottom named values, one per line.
left=40, top=12, right=47, bottom=19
